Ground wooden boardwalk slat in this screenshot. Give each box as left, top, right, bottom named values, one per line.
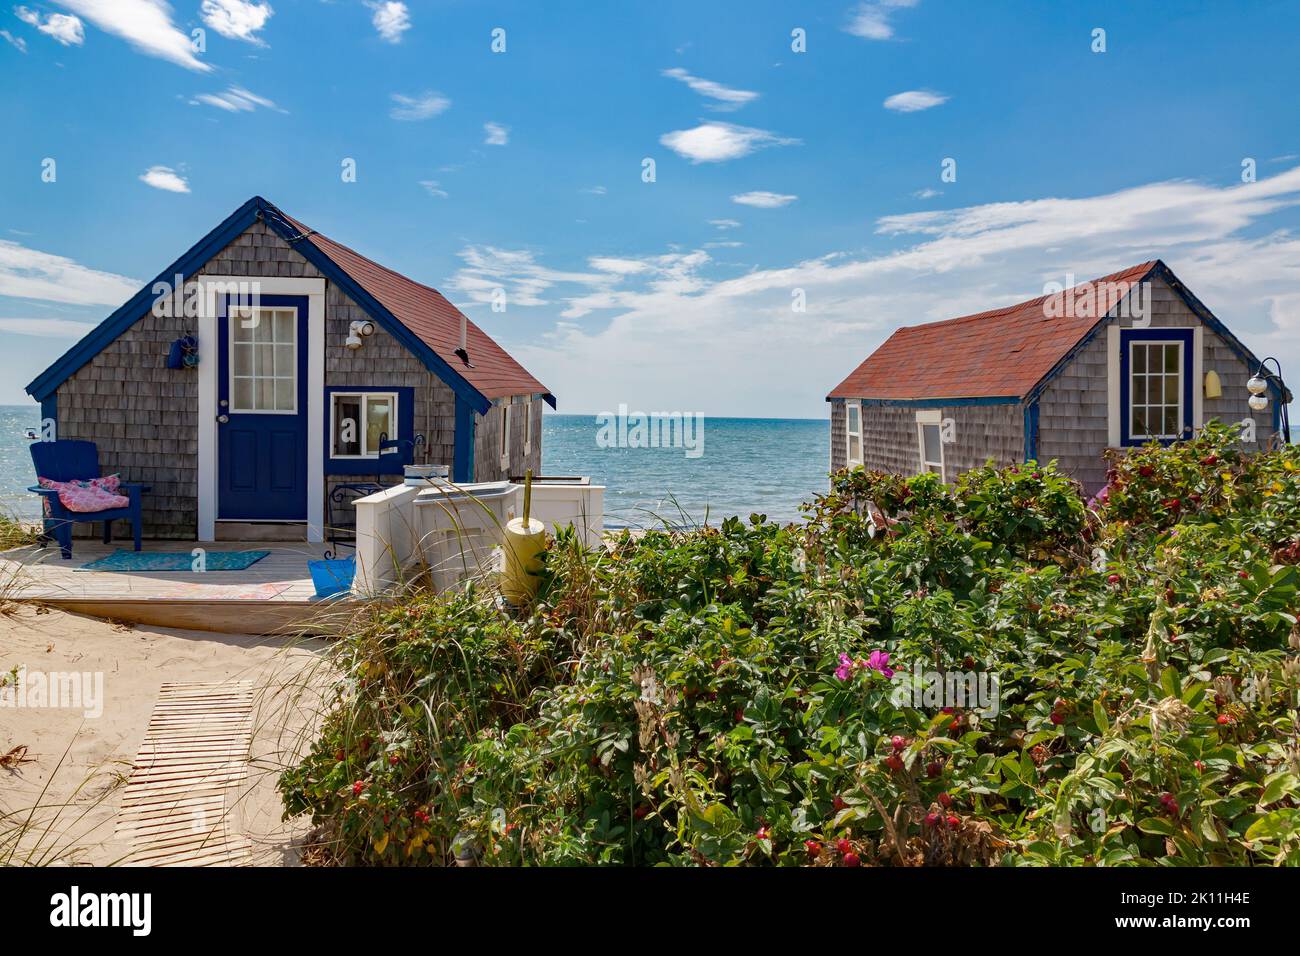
left=117, top=680, right=255, bottom=867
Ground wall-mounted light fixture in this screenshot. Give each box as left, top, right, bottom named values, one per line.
left=345, top=319, right=375, bottom=350
left=1245, top=356, right=1291, bottom=443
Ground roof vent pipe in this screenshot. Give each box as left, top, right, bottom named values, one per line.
left=455, top=313, right=474, bottom=367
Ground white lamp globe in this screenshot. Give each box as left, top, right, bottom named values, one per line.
left=1248, top=393, right=1269, bottom=412
left=1246, top=375, right=1268, bottom=395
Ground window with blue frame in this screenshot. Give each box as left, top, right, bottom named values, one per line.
left=1119, top=328, right=1194, bottom=446
left=325, top=385, right=414, bottom=474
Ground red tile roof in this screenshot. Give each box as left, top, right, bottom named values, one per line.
left=828, top=261, right=1159, bottom=401
left=278, top=206, right=550, bottom=404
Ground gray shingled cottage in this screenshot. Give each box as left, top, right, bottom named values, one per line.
left=26, top=196, right=553, bottom=542
left=827, top=261, right=1290, bottom=494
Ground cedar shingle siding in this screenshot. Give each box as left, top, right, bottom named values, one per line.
left=830, top=399, right=1023, bottom=482
left=56, top=309, right=199, bottom=539
left=474, top=397, right=543, bottom=481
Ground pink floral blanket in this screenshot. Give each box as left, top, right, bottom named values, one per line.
left=37, top=475, right=129, bottom=513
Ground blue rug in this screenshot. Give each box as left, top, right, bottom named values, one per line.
left=75, top=549, right=270, bottom=572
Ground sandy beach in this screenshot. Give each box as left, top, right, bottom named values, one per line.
left=0, top=605, right=329, bottom=866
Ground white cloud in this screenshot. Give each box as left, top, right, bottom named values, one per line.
left=15, top=6, right=84, bottom=45
left=54, top=0, right=210, bottom=70
left=661, top=67, right=759, bottom=111
left=471, top=166, right=1300, bottom=419
left=1, top=29, right=27, bottom=51
left=581, top=185, right=607, bottom=195
left=0, top=240, right=138, bottom=305
left=0, top=316, right=96, bottom=337
left=659, top=122, right=799, bottom=164
left=418, top=180, right=447, bottom=199
left=884, top=89, right=949, bottom=112
left=139, top=165, right=189, bottom=192
left=844, top=0, right=918, bottom=40
left=446, top=246, right=610, bottom=310
left=199, top=0, right=272, bottom=45
left=192, top=85, right=279, bottom=112
left=589, top=257, right=650, bottom=276
left=367, top=0, right=409, bottom=43
left=731, top=191, right=797, bottom=208
left=709, top=218, right=741, bottom=229
left=389, top=90, right=449, bottom=121
left=483, top=121, right=509, bottom=146
left=913, top=188, right=941, bottom=199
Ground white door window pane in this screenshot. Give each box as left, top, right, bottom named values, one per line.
left=848, top=435, right=861, bottom=462
left=229, top=307, right=297, bottom=412
left=233, top=378, right=253, bottom=411
left=275, top=379, right=295, bottom=411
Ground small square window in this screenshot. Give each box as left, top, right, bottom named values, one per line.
left=331, top=392, right=397, bottom=459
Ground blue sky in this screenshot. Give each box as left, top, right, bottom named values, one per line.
left=2, top=0, right=1298, bottom=417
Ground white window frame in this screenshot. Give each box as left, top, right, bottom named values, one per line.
left=499, top=402, right=511, bottom=469
left=523, top=400, right=533, bottom=456
left=845, top=400, right=863, bottom=467
left=329, top=391, right=398, bottom=460
left=916, top=409, right=944, bottom=478
left=227, top=306, right=299, bottom=415
left=1126, top=338, right=1185, bottom=441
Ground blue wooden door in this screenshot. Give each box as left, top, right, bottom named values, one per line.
left=217, top=295, right=309, bottom=520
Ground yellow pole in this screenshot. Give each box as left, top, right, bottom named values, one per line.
left=502, top=469, right=545, bottom=604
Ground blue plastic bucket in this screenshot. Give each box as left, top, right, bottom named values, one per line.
left=308, top=556, right=355, bottom=599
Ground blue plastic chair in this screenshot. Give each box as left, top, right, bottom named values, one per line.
left=29, top=440, right=151, bottom=559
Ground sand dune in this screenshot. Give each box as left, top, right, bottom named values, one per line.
left=0, top=606, right=330, bottom=866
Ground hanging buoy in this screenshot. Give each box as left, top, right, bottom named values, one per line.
left=501, top=468, right=545, bottom=605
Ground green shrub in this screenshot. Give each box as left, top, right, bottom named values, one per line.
left=282, top=437, right=1300, bottom=866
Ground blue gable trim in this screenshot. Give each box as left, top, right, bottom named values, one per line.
left=453, top=395, right=476, bottom=483
left=1023, top=400, right=1039, bottom=462
left=26, top=197, right=497, bottom=418
left=257, top=203, right=491, bottom=415
left=26, top=197, right=263, bottom=401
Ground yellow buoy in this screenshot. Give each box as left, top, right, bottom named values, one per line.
left=501, top=469, right=546, bottom=605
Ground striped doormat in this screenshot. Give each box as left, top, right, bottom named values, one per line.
left=115, top=681, right=255, bottom=866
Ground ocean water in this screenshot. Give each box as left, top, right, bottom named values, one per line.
left=542, top=413, right=829, bottom=527
left=0, top=406, right=44, bottom=520
left=0, top=406, right=832, bottom=527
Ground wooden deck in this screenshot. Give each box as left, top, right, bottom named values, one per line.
left=0, top=539, right=355, bottom=634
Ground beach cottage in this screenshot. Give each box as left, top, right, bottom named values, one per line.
left=827, top=260, right=1290, bottom=493
left=26, top=196, right=553, bottom=542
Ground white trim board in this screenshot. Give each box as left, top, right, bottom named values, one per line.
left=195, top=276, right=326, bottom=543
